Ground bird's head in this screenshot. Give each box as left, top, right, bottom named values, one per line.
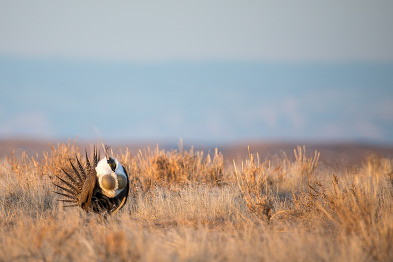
left=95, top=156, right=128, bottom=198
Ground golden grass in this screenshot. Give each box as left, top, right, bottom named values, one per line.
left=1, top=142, right=392, bottom=261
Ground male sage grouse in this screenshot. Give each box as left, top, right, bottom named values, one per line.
left=53, top=145, right=129, bottom=215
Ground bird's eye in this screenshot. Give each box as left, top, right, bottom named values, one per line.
left=107, top=158, right=116, bottom=171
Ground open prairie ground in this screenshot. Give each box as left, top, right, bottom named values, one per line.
left=1, top=141, right=393, bottom=261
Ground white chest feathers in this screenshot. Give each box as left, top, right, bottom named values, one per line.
left=95, top=158, right=127, bottom=198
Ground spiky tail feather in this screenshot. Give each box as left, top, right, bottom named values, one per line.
left=52, top=147, right=100, bottom=210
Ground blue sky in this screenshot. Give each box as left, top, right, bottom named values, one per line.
left=0, top=1, right=393, bottom=144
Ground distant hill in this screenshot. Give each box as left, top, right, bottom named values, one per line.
left=2, top=139, right=393, bottom=168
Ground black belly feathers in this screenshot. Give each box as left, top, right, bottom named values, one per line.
left=52, top=147, right=129, bottom=215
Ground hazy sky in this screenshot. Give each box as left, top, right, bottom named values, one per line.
left=0, top=1, right=393, bottom=144
left=1, top=0, right=393, bottom=62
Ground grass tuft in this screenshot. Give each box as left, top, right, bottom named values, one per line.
left=1, top=142, right=392, bottom=261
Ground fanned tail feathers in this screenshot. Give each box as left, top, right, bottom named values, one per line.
left=53, top=147, right=99, bottom=209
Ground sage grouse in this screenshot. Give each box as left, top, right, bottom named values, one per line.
left=53, top=145, right=129, bottom=215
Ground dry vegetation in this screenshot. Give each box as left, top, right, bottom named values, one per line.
left=1, top=141, right=393, bottom=261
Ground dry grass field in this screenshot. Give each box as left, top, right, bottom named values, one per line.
left=1, top=141, right=393, bottom=261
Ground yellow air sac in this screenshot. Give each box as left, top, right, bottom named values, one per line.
left=101, top=175, right=116, bottom=190
left=117, top=175, right=127, bottom=189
